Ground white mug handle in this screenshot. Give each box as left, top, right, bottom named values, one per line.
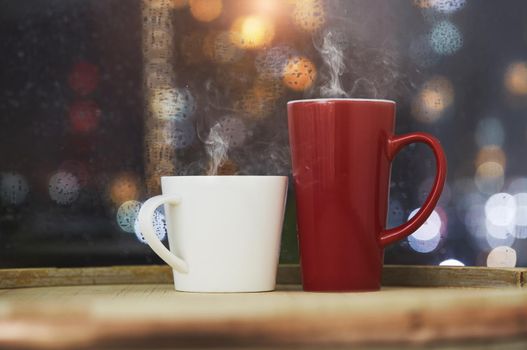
left=138, top=195, right=189, bottom=273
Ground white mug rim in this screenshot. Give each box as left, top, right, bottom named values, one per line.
left=161, top=175, right=288, bottom=179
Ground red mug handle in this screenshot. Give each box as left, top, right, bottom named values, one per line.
left=380, top=132, right=447, bottom=247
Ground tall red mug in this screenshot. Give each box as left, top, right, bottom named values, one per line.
left=287, top=99, right=447, bottom=291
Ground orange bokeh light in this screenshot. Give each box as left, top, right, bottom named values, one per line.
left=475, top=145, right=507, bottom=168
left=475, top=161, right=504, bottom=194
left=282, top=56, right=317, bottom=91
left=411, top=76, right=454, bottom=123
left=189, top=0, right=222, bottom=22
left=504, top=61, right=527, bottom=96
left=109, top=173, right=140, bottom=205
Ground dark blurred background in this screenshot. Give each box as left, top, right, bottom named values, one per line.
left=0, top=0, right=526, bottom=268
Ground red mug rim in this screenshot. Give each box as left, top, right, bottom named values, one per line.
left=287, top=98, right=395, bottom=105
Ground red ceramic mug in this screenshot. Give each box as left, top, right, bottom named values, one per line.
left=287, top=99, right=447, bottom=291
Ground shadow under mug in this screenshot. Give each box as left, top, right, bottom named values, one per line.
left=137, top=176, right=288, bottom=293
left=288, top=98, right=447, bottom=292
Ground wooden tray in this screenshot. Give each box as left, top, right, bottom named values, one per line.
left=0, top=264, right=525, bottom=289
left=0, top=265, right=526, bottom=349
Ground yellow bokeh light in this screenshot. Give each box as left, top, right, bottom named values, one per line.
left=253, top=0, right=283, bottom=14
left=189, top=0, right=222, bottom=22
left=422, top=89, right=445, bottom=113
left=292, top=0, right=326, bottom=32
left=475, top=161, right=504, bottom=194
left=282, top=56, right=317, bottom=91
left=411, top=90, right=445, bottom=123
left=504, top=61, right=527, bottom=95
left=423, top=76, right=454, bottom=107
left=109, top=173, right=140, bottom=205
left=231, top=15, right=275, bottom=49
left=476, top=161, right=504, bottom=179
left=475, top=146, right=507, bottom=169
left=411, top=76, right=454, bottom=123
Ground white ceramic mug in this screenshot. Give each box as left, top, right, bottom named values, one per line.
left=137, top=176, right=288, bottom=292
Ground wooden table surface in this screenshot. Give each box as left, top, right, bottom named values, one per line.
left=1, top=283, right=526, bottom=349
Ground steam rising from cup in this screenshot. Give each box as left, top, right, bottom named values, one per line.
left=205, top=123, right=229, bottom=175
left=315, top=30, right=347, bottom=98
left=313, top=28, right=408, bottom=100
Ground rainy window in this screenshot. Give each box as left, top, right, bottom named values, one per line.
left=0, top=0, right=525, bottom=268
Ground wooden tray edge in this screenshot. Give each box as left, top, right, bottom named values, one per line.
left=0, top=264, right=525, bottom=289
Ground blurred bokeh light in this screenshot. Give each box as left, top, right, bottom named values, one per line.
left=475, top=162, right=505, bottom=194
left=407, top=209, right=442, bottom=253
left=0, top=172, right=29, bottom=206
left=68, top=60, right=99, bottom=96
left=48, top=171, right=80, bottom=206
left=189, top=0, right=223, bottom=22
left=486, top=246, right=517, bottom=267
left=431, top=0, right=466, bottom=14
left=109, top=173, right=140, bottom=205
left=429, top=20, right=463, bottom=56
left=475, top=146, right=506, bottom=169
left=68, top=100, right=101, bottom=133
left=504, top=61, right=527, bottom=96
left=116, top=200, right=141, bottom=233
left=411, top=76, right=454, bottom=123
left=230, top=15, right=275, bottom=49
left=133, top=208, right=167, bottom=243
left=485, top=193, right=515, bottom=227
left=59, top=160, right=89, bottom=187
left=439, top=259, right=465, bottom=266
left=475, top=117, right=505, bottom=148
left=282, top=56, right=317, bottom=91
